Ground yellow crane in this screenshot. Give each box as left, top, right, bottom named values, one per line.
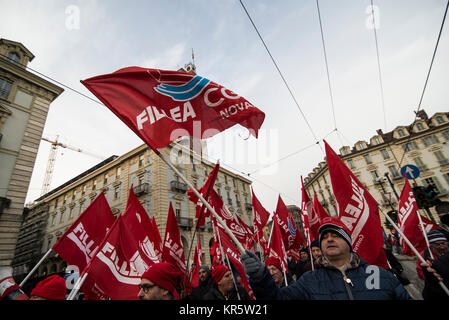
left=40, top=136, right=105, bottom=196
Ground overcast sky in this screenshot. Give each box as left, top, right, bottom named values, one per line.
left=1, top=0, right=448, bottom=214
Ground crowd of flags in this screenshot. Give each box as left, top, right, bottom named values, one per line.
left=24, top=66, right=441, bottom=300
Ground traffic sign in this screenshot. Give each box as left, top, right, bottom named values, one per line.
left=401, top=164, right=420, bottom=179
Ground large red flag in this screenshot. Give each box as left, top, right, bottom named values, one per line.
left=151, top=216, right=163, bottom=261
left=81, top=68, right=265, bottom=151
left=189, top=233, right=203, bottom=288
left=301, top=176, right=319, bottom=242
left=187, top=162, right=220, bottom=227
left=398, top=177, right=427, bottom=256
left=268, top=218, right=288, bottom=274
left=324, top=140, right=388, bottom=269
left=421, top=215, right=438, bottom=233
left=162, top=203, right=187, bottom=273
left=52, top=191, right=115, bottom=273
left=313, top=192, right=330, bottom=224
left=81, top=215, right=154, bottom=300
left=251, top=188, right=270, bottom=246
left=124, top=188, right=162, bottom=263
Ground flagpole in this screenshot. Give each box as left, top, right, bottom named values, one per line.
left=378, top=205, right=449, bottom=297
left=156, top=151, right=246, bottom=254
left=283, top=269, right=288, bottom=287
left=19, top=248, right=53, bottom=287
left=416, top=210, right=435, bottom=260
left=267, top=220, right=275, bottom=247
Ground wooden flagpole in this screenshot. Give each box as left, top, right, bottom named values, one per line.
left=378, top=205, right=449, bottom=297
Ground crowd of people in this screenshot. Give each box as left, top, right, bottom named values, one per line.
left=1, top=217, right=448, bottom=301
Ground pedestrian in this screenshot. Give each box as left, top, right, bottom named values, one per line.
left=383, top=243, right=410, bottom=286
left=138, top=262, right=182, bottom=300
left=265, top=257, right=293, bottom=288
left=241, top=216, right=412, bottom=300
left=296, top=247, right=310, bottom=279
left=286, top=252, right=299, bottom=281
left=203, top=265, right=250, bottom=300
left=188, top=265, right=214, bottom=300
left=0, top=267, right=67, bottom=300
left=303, top=240, right=322, bottom=272
left=416, top=230, right=449, bottom=300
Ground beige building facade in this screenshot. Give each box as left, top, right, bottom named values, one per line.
left=12, top=141, right=253, bottom=279
left=304, top=110, right=449, bottom=229
left=0, top=38, right=63, bottom=268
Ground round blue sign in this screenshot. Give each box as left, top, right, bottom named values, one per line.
left=400, top=164, right=420, bottom=180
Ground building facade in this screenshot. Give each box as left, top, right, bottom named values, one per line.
left=12, top=142, right=253, bottom=280
left=0, top=38, right=63, bottom=268
left=304, top=110, right=449, bottom=230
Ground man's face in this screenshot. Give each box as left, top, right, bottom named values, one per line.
left=267, top=265, right=283, bottom=287
left=198, top=269, right=209, bottom=282
left=217, top=271, right=234, bottom=294
left=430, top=240, right=449, bottom=255
left=300, top=252, right=308, bottom=262
left=137, top=278, right=170, bottom=300
left=311, top=246, right=322, bottom=260
left=321, top=231, right=350, bottom=260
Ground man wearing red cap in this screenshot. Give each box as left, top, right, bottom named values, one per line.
left=241, top=217, right=411, bottom=300
left=0, top=267, right=67, bottom=300
left=265, top=257, right=292, bottom=288
left=203, top=265, right=250, bottom=300
left=138, top=262, right=182, bottom=300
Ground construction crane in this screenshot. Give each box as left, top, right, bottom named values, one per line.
left=40, top=136, right=105, bottom=196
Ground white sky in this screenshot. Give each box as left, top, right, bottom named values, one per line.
left=1, top=0, right=448, bottom=214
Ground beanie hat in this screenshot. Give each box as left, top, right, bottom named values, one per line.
left=427, top=230, right=447, bottom=243
left=310, top=239, right=320, bottom=249
left=199, top=265, right=211, bottom=273
left=265, top=257, right=283, bottom=272
left=30, top=275, right=66, bottom=300
left=318, top=217, right=352, bottom=251
left=141, top=262, right=182, bottom=300
left=211, top=265, right=230, bottom=284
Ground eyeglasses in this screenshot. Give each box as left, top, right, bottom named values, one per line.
left=138, top=283, right=156, bottom=293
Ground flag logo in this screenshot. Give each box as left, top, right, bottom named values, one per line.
left=154, top=75, right=211, bottom=102
left=288, top=217, right=297, bottom=236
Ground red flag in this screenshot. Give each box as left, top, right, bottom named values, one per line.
left=212, top=217, right=255, bottom=300
left=151, top=216, right=163, bottom=260
left=52, top=191, right=115, bottom=273
left=273, top=195, right=300, bottom=251
left=398, top=177, right=427, bottom=256
left=268, top=218, right=288, bottom=274
left=313, top=192, right=330, bottom=224
left=81, top=214, right=154, bottom=300
left=189, top=233, right=203, bottom=288
left=162, top=203, right=187, bottom=273
left=420, top=216, right=438, bottom=233
left=236, top=215, right=255, bottom=250
left=81, top=68, right=265, bottom=151
left=124, top=188, right=162, bottom=263
left=324, top=140, right=389, bottom=269
left=251, top=188, right=270, bottom=245
left=187, top=162, right=220, bottom=227
left=301, top=176, right=319, bottom=242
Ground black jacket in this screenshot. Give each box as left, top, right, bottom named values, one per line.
left=422, top=248, right=449, bottom=300
left=203, top=284, right=251, bottom=300
left=188, top=277, right=214, bottom=300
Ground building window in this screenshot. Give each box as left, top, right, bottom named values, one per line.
left=0, top=78, right=13, bottom=99
left=7, top=52, right=20, bottom=65
left=397, top=129, right=406, bottom=137
left=139, top=154, right=144, bottom=167
left=423, top=135, right=439, bottom=147
left=388, top=165, right=400, bottom=178
left=116, top=167, right=121, bottom=179
left=92, top=180, right=97, bottom=190
left=357, top=142, right=365, bottom=150
left=380, top=149, right=390, bottom=160
left=374, top=137, right=381, bottom=144
left=436, top=116, right=445, bottom=124
left=416, top=122, right=425, bottom=131
left=444, top=173, right=449, bottom=186
left=175, top=202, right=181, bottom=218
left=443, top=130, right=449, bottom=141
left=423, top=177, right=441, bottom=193
left=104, top=174, right=109, bottom=185
left=346, top=159, right=355, bottom=169
left=114, top=187, right=120, bottom=199
left=414, top=157, right=427, bottom=171
left=363, top=154, right=372, bottom=165
left=371, top=170, right=379, bottom=180
left=434, top=150, right=448, bottom=165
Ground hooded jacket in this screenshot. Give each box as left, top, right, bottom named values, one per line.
left=249, top=253, right=411, bottom=300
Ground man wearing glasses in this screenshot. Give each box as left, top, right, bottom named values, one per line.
left=138, top=262, right=182, bottom=300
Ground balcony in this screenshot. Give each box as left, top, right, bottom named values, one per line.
left=133, top=183, right=150, bottom=196
left=170, top=180, right=188, bottom=193
left=176, top=216, right=193, bottom=229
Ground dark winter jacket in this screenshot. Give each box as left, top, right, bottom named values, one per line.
left=249, top=253, right=412, bottom=300
left=421, top=248, right=449, bottom=300
left=203, top=284, right=251, bottom=300
left=188, top=277, right=214, bottom=300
